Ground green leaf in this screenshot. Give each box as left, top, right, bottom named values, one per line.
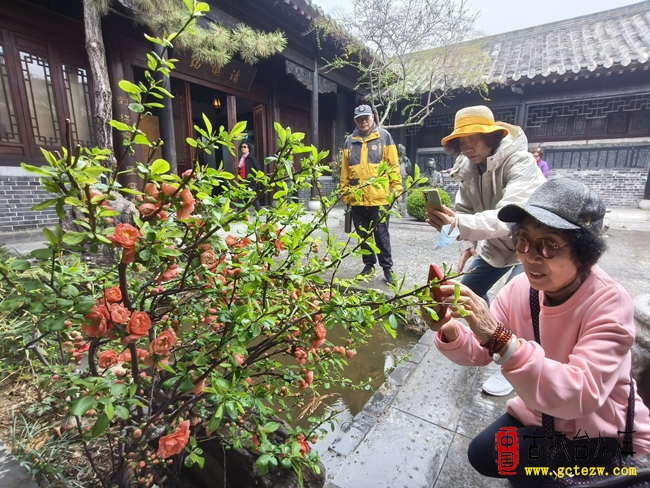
left=42, top=228, right=58, bottom=246
left=128, top=103, right=144, bottom=113
left=157, top=361, right=176, bottom=374
left=207, top=404, right=224, bottom=432
left=261, top=422, right=280, bottom=433
left=179, top=375, right=196, bottom=393
left=9, top=260, right=31, bottom=271
left=255, top=454, right=271, bottom=475
left=91, top=413, right=110, bottom=438
left=118, top=80, right=141, bottom=96
left=388, top=314, right=398, bottom=330
left=62, top=232, right=86, bottom=245
left=114, top=406, right=129, bottom=420
left=70, top=396, right=96, bottom=416
left=454, top=284, right=460, bottom=301
left=104, top=402, right=114, bottom=420
left=231, top=120, right=247, bottom=136
left=31, top=248, right=53, bottom=260
left=109, top=120, right=132, bottom=131
left=150, top=159, right=170, bottom=176
left=32, top=198, right=59, bottom=211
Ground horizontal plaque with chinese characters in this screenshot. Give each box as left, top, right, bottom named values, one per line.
left=175, top=54, right=257, bottom=92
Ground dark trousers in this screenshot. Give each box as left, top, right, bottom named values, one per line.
left=460, top=255, right=524, bottom=305
left=350, top=205, right=393, bottom=270
left=469, top=413, right=621, bottom=488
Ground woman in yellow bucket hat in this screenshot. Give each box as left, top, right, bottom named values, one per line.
left=425, top=105, right=546, bottom=396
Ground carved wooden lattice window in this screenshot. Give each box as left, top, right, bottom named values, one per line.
left=492, top=107, right=518, bottom=125
left=526, top=95, right=650, bottom=141
left=631, top=111, right=650, bottom=133
left=62, top=63, right=94, bottom=146
left=0, top=45, right=20, bottom=143
left=20, top=50, right=61, bottom=146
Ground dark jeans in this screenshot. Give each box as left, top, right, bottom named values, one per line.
left=461, top=255, right=524, bottom=305
left=469, top=413, right=623, bottom=488
left=350, top=205, right=393, bottom=270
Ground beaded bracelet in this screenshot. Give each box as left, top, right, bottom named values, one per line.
left=479, top=323, right=513, bottom=356
left=493, top=335, right=517, bottom=365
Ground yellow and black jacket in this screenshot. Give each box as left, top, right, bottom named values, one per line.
left=340, top=124, right=402, bottom=206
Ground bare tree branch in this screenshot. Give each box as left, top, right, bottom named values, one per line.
left=313, top=0, right=490, bottom=129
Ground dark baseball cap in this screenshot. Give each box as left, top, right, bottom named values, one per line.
left=498, top=179, right=606, bottom=236
left=354, top=104, right=373, bottom=119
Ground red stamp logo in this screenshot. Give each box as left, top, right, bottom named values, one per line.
left=495, top=426, right=519, bottom=475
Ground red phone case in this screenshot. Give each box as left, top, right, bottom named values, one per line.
left=428, top=264, right=448, bottom=318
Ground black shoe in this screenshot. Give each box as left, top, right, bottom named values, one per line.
left=359, top=265, right=374, bottom=277
left=383, top=268, right=395, bottom=285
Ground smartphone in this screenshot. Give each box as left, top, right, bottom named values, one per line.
left=428, top=263, right=448, bottom=318
left=423, top=189, right=443, bottom=212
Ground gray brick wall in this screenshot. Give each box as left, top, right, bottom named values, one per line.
left=297, top=176, right=337, bottom=202
left=0, top=176, right=58, bottom=233
left=440, top=168, right=648, bottom=210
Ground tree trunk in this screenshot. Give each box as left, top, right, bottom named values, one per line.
left=83, top=0, right=115, bottom=166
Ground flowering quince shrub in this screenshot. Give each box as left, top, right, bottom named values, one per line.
left=0, top=2, right=447, bottom=487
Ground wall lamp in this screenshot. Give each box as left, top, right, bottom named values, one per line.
left=511, top=86, right=524, bottom=95
left=212, top=98, right=222, bottom=109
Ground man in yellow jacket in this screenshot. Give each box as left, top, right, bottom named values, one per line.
left=340, top=104, right=403, bottom=285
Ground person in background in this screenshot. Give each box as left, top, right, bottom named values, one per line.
left=425, top=105, right=545, bottom=396
left=423, top=179, right=650, bottom=487
left=532, top=147, right=549, bottom=178
left=340, top=104, right=403, bottom=285
left=238, top=141, right=261, bottom=211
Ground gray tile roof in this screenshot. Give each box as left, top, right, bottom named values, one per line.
left=480, top=1, right=650, bottom=83
left=401, top=1, right=650, bottom=93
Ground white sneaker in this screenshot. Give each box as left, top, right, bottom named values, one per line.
left=482, top=371, right=514, bottom=396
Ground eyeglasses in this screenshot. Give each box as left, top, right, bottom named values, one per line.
left=513, top=233, right=569, bottom=259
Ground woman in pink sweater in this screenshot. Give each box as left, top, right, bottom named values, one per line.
left=424, top=179, right=650, bottom=486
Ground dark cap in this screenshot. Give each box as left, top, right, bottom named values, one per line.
left=498, top=179, right=606, bottom=236
left=354, top=104, right=373, bottom=119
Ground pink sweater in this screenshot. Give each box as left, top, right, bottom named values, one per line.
left=436, top=266, right=650, bottom=454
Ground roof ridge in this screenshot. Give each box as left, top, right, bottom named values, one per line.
left=481, top=0, right=650, bottom=41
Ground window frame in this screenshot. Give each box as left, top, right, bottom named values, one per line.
left=0, top=26, right=94, bottom=163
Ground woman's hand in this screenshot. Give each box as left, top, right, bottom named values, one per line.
left=438, top=283, right=500, bottom=344
left=457, top=247, right=476, bottom=274
left=425, top=205, right=455, bottom=232
left=420, top=304, right=459, bottom=341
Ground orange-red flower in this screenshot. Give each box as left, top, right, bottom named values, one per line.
left=98, top=350, right=118, bottom=369
left=156, top=420, right=190, bottom=459
left=296, top=434, right=311, bottom=456
left=161, top=183, right=177, bottom=197
left=109, top=223, right=140, bottom=249
left=274, top=239, right=285, bottom=252
left=121, top=248, right=136, bottom=265
left=127, top=311, right=151, bottom=337
left=180, top=188, right=194, bottom=206
left=176, top=203, right=194, bottom=220
left=82, top=304, right=110, bottom=338
left=145, top=183, right=160, bottom=200
left=104, top=286, right=122, bottom=304
left=109, top=303, right=131, bottom=325
left=138, top=202, right=158, bottom=217
left=150, top=329, right=177, bottom=357
left=225, top=235, right=238, bottom=247
left=314, top=322, right=326, bottom=339
left=200, top=250, right=218, bottom=270
left=157, top=263, right=179, bottom=284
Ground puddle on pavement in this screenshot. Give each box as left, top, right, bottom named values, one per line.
left=292, top=323, right=421, bottom=455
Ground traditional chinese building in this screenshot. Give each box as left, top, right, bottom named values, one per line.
left=406, top=1, right=650, bottom=208
left=0, top=0, right=360, bottom=233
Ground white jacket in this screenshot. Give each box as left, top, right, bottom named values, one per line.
left=450, top=123, right=546, bottom=268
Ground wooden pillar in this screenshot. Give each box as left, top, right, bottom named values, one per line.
left=310, top=46, right=319, bottom=197
left=227, top=94, right=237, bottom=174
left=106, top=37, right=138, bottom=191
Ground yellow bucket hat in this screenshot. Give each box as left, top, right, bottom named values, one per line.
left=441, top=105, right=509, bottom=146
